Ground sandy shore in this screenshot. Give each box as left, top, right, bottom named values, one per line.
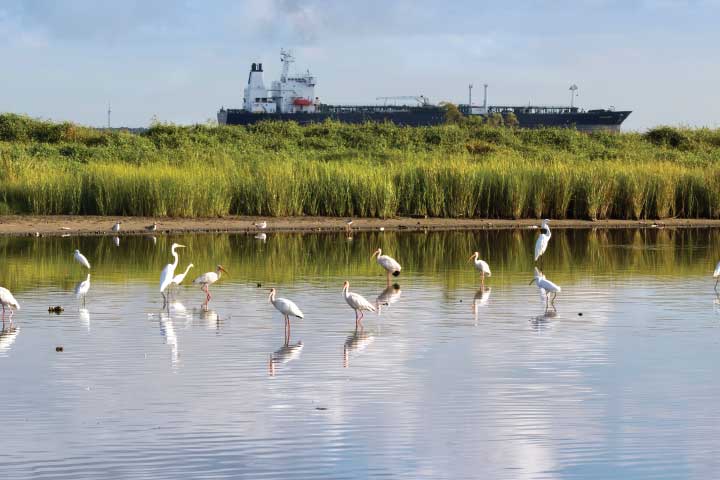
left=2, top=215, right=720, bottom=236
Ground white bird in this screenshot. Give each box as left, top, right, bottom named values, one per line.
left=159, top=243, right=186, bottom=302
left=714, top=261, right=720, bottom=289
left=468, top=252, right=491, bottom=286
left=534, top=219, right=551, bottom=262
left=0, top=287, right=20, bottom=317
left=74, top=274, right=91, bottom=306
left=529, top=267, right=561, bottom=310
left=170, top=263, right=194, bottom=290
left=342, top=281, right=376, bottom=328
left=112, top=221, right=121, bottom=233
left=268, top=288, right=304, bottom=341
left=192, top=265, right=228, bottom=303
left=371, top=248, right=402, bottom=285
left=254, top=221, right=267, bottom=230
left=73, top=249, right=91, bottom=269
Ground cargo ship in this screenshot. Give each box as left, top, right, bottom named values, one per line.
left=217, top=50, right=631, bottom=131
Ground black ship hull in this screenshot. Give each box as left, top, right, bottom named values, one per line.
left=218, top=107, right=631, bottom=131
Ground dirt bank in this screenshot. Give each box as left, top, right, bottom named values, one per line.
left=2, top=216, right=720, bottom=237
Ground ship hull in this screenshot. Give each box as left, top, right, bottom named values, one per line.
left=218, top=107, right=631, bottom=131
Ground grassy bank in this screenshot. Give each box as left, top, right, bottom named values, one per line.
left=1, top=113, right=720, bottom=219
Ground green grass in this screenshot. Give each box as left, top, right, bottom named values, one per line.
left=1, top=113, right=720, bottom=219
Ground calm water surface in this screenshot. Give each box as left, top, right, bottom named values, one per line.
left=2, top=229, right=720, bottom=479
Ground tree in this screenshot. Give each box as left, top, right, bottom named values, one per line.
left=440, top=102, right=464, bottom=124
left=504, top=112, right=519, bottom=128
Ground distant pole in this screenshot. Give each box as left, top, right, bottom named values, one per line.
left=468, top=84, right=473, bottom=108
left=483, top=84, right=488, bottom=109
left=107, top=102, right=111, bottom=129
left=569, top=84, right=578, bottom=109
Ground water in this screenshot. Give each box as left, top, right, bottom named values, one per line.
left=2, top=228, right=720, bottom=479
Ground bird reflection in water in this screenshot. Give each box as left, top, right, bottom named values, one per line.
left=158, top=312, right=179, bottom=365
left=79, top=308, right=90, bottom=331
left=113, top=236, right=120, bottom=247
left=0, top=321, right=19, bottom=355
left=343, top=327, right=375, bottom=368
left=375, top=283, right=401, bottom=314
left=269, top=339, right=303, bottom=376
left=472, top=287, right=491, bottom=324
left=198, top=306, right=222, bottom=333
left=254, top=232, right=267, bottom=242
left=530, top=309, right=558, bottom=331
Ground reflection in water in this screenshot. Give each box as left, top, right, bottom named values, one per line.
left=269, top=340, right=303, bottom=376
left=472, top=287, right=491, bottom=324
left=158, top=312, right=178, bottom=366
left=343, top=327, right=375, bottom=368
left=376, top=284, right=402, bottom=314
left=198, top=307, right=221, bottom=332
left=254, top=233, right=267, bottom=242
left=113, top=236, right=120, bottom=247
left=74, top=274, right=91, bottom=307
left=79, top=308, right=90, bottom=331
left=0, top=323, right=18, bottom=355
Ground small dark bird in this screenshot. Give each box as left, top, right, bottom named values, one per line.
left=48, top=306, right=64, bottom=314
left=145, top=223, right=157, bottom=232
left=55, top=346, right=64, bottom=352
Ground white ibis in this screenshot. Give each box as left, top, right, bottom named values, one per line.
left=159, top=243, right=186, bottom=302
left=268, top=288, right=304, bottom=342
left=74, top=274, right=91, bottom=306
left=193, top=265, right=228, bottom=303
left=529, top=267, right=561, bottom=310
left=0, top=287, right=20, bottom=318
left=73, top=249, right=91, bottom=269
left=371, top=248, right=401, bottom=285
left=342, top=281, right=376, bottom=328
left=468, top=252, right=491, bottom=286
left=534, top=219, right=551, bottom=263
left=112, top=221, right=121, bottom=233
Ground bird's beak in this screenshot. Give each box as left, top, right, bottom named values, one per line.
left=220, top=266, right=228, bottom=274
left=370, top=249, right=379, bottom=259
left=529, top=279, right=537, bottom=285
left=177, top=244, right=186, bottom=248
left=467, top=254, right=476, bottom=263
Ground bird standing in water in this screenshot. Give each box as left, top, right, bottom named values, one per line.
left=268, top=288, right=304, bottom=343
left=342, top=281, right=376, bottom=329
left=159, top=243, right=186, bottom=304
left=193, top=265, right=228, bottom=304
left=529, top=267, right=561, bottom=311
left=468, top=252, right=491, bottom=287
left=371, top=248, right=401, bottom=286
left=0, top=287, right=20, bottom=318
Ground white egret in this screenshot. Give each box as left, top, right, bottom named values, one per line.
left=714, top=261, right=720, bottom=290
left=534, top=219, right=551, bottom=262
left=468, top=252, right=491, bottom=286
left=73, top=249, right=91, bottom=269
left=159, top=243, right=186, bottom=302
left=342, top=281, right=376, bottom=328
left=74, top=274, right=91, bottom=306
left=268, top=288, right=304, bottom=341
left=529, top=267, right=561, bottom=310
left=0, top=287, right=20, bottom=317
left=192, top=265, right=228, bottom=303
left=112, top=221, right=121, bottom=233
left=254, top=221, right=267, bottom=230
left=170, top=263, right=194, bottom=291
left=371, top=248, right=402, bottom=285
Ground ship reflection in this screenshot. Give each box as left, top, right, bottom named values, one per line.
left=343, top=327, right=375, bottom=368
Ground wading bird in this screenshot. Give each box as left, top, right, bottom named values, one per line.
left=0, top=287, right=20, bottom=318
left=468, top=252, right=491, bottom=287
left=193, top=265, right=228, bottom=303
left=268, top=288, right=304, bottom=343
left=74, top=274, right=91, bottom=306
left=342, top=281, right=376, bottom=329
left=159, top=243, right=186, bottom=303
left=529, top=267, right=561, bottom=311
left=371, top=248, right=401, bottom=285
left=254, top=221, right=267, bottom=230
left=112, top=221, right=121, bottom=233
left=534, top=219, right=551, bottom=263
left=170, top=263, right=194, bottom=292
left=73, top=249, right=91, bottom=269
left=714, top=261, right=720, bottom=290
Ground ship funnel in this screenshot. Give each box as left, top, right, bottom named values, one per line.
left=258, top=63, right=263, bottom=72
left=251, top=63, right=257, bottom=72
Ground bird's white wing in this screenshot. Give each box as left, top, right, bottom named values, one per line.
left=539, top=278, right=561, bottom=293
left=159, top=264, right=174, bottom=292
left=74, top=251, right=91, bottom=269
left=193, top=272, right=218, bottom=285
left=714, top=261, right=720, bottom=278
left=0, top=287, right=20, bottom=309
left=74, top=279, right=90, bottom=297
left=379, top=255, right=401, bottom=272
left=349, top=292, right=376, bottom=311
left=277, top=298, right=304, bottom=318
left=534, top=234, right=549, bottom=261
left=477, top=259, right=491, bottom=276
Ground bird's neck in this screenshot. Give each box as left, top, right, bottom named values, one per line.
left=182, top=265, right=193, bottom=275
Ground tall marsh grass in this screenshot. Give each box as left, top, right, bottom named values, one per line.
left=1, top=113, right=720, bottom=219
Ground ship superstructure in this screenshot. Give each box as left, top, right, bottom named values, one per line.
left=218, top=50, right=631, bottom=131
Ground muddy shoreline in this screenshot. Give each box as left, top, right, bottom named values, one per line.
left=2, top=215, right=720, bottom=237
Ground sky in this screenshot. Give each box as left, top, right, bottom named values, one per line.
left=1, top=0, right=718, bottom=130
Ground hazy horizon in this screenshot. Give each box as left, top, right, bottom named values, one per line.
left=2, top=0, right=719, bottom=131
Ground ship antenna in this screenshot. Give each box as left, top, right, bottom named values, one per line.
left=569, top=84, right=579, bottom=109
left=107, top=102, right=111, bottom=129
left=468, top=84, right=473, bottom=108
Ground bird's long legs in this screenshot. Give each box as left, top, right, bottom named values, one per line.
left=202, top=285, right=212, bottom=302
left=716, top=277, right=719, bottom=291
left=481, top=272, right=485, bottom=288
left=284, top=315, right=291, bottom=345
left=355, top=309, right=365, bottom=329
left=386, top=272, right=392, bottom=287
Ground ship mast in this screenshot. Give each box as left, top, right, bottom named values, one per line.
left=569, top=84, right=578, bottom=108
left=280, top=49, right=294, bottom=82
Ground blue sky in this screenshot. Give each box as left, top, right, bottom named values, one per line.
left=1, top=0, right=718, bottom=130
